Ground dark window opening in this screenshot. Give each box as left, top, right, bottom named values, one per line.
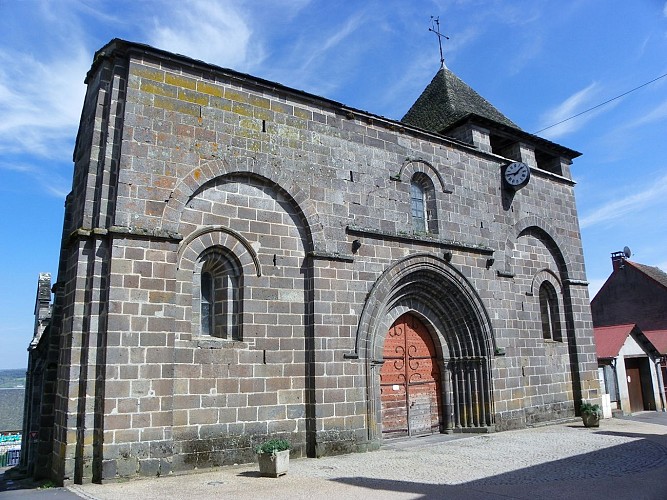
left=199, top=248, right=242, bottom=340
left=539, top=281, right=562, bottom=341
left=535, top=149, right=562, bottom=175
left=410, top=173, right=438, bottom=235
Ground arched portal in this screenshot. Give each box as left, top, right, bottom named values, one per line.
left=380, top=313, right=443, bottom=437
left=355, top=254, right=496, bottom=441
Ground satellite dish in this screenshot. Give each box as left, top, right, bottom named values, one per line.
left=623, top=246, right=632, bottom=259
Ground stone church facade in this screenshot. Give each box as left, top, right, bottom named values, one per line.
left=24, top=39, right=598, bottom=484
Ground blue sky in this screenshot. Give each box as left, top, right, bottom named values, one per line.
left=1, top=0, right=666, bottom=370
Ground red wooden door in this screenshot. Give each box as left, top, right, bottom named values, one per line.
left=380, top=314, right=442, bottom=437
left=626, top=366, right=644, bottom=413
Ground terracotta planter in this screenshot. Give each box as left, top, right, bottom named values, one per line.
left=258, top=449, right=289, bottom=477
left=582, top=413, right=600, bottom=428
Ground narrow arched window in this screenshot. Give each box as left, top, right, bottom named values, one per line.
left=198, top=248, right=242, bottom=340
left=201, top=271, right=213, bottom=336
left=410, top=173, right=438, bottom=234
left=539, top=281, right=561, bottom=341
left=410, top=180, right=426, bottom=233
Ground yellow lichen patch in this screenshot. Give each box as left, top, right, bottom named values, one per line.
left=224, top=88, right=248, bottom=103
left=293, top=107, right=312, bottom=120
left=232, top=101, right=253, bottom=118
left=193, top=169, right=201, bottom=180
left=197, top=81, right=224, bottom=98
left=133, top=65, right=165, bottom=82
left=275, top=125, right=300, bottom=140
left=210, top=96, right=233, bottom=112
left=154, top=95, right=200, bottom=117
left=248, top=140, right=261, bottom=153
left=254, top=108, right=273, bottom=121
left=237, top=128, right=262, bottom=141
left=165, top=73, right=197, bottom=90
left=177, top=88, right=208, bottom=106
left=140, top=80, right=177, bottom=98
left=271, top=101, right=293, bottom=115
left=247, top=94, right=271, bottom=110
left=239, top=118, right=261, bottom=132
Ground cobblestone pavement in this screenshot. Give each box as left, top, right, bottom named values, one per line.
left=62, top=415, right=667, bottom=499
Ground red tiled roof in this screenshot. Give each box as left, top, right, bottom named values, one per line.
left=594, top=324, right=636, bottom=359
left=644, top=330, right=667, bottom=355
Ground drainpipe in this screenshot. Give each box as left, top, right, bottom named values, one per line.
left=611, top=359, right=620, bottom=403
left=656, top=357, right=667, bottom=412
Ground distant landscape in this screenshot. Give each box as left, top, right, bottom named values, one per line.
left=0, top=369, right=26, bottom=389
left=0, top=370, right=25, bottom=432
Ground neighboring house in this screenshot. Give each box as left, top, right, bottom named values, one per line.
left=591, top=251, right=667, bottom=331
left=594, top=324, right=665, bottom=414
left=24, top=39, right=598, bottom=485
left=591, top=252, right=667, bottom=414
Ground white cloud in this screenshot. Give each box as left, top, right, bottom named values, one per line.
left=0, top=160, right=70, bottom=198
left=624, top=98, right=667, bottom=128
left=149, top=1, right=261, bottom=71
left=537, top=83, right=603, bottom=139
left=508, top=35, right=543, bottom=75
left=0, top=47, right=88, bottom=160
left=580, top=173, right=667, bottom=229
left=296, top=11, right=366, bottom=73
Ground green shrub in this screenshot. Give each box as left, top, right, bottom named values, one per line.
left=255, top=439, right=291, bottom=455
left=580, top=401, right=602, bottom=417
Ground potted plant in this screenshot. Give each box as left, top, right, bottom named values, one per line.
left=255, top=438, right=291, bottom=477
left=580, top=401, right=602, bottom=428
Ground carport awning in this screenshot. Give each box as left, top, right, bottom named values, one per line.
left=594, top=324, right=636, bottom=359
left=644, top=330, right=667, bottom=356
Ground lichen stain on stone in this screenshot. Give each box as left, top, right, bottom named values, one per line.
left=194, top=169, right=201, bottom=181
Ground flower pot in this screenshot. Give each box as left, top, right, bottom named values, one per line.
left=258, top=449, right=289, bottom=477
left=582, top=413, right=600, bottom=428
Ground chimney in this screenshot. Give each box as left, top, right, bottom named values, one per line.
left=611, top=251, right=626, bottom=271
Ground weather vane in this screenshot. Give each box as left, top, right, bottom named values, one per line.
left=429, top=16, right=449, bottom=68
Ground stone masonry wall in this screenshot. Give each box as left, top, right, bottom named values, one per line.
left=48, top=40, right=598, bottom=483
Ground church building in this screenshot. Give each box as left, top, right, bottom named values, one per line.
left=24, top=39, right=598, bottom=484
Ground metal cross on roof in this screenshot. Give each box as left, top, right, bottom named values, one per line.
left=429, top=16, right=449, bottom=68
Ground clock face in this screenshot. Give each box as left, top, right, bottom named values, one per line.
left=503, top=162, right=530, bottom=189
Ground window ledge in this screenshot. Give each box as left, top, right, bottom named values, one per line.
left=346, top=225, right=494, bottom=255
left=196, top=338, right=247, bottom=349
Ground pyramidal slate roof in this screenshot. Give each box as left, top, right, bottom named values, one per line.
left=401, top=66, right=519, bottom=133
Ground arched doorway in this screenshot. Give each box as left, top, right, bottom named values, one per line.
left=356, top=254, right=496, bottom=442
left=380, top=313, right=443, bottom=437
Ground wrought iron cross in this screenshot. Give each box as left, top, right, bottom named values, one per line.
left=429, top=16, right=449, bottom=68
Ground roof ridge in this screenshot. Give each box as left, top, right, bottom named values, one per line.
left=625, top=260, right=667, bottom=290
left=594, top=323, right=636, bottom=330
